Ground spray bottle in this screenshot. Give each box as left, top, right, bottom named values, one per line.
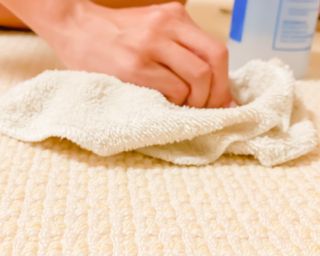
left=229, top=0, right=320, bottom=78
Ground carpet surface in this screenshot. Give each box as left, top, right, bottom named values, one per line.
left=0, top=31, right=319, bottom=256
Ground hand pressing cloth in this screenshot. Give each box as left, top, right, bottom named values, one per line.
left=0, top=59, right=317, bottom=166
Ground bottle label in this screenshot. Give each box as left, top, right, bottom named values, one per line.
left=273, top=0, right=320, bottom=51
left=230, top=0, right=248, bottom=42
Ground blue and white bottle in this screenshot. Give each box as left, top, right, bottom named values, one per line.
left=229, top=0, right=320, bottom=78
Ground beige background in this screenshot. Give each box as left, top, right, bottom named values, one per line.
left=187, top=0, right=320, bottom=79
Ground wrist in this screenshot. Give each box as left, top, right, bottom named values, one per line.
left=37, top=0, right=117, bottom=53
left=33, top=0, right=91, bottom=40
left=42, top=0, right=120, bottom=64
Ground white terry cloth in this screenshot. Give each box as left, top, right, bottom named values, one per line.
left=0, top=59, right=317, bottom=167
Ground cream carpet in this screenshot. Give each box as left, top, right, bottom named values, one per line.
left=0, top=31, right=319, bottom=256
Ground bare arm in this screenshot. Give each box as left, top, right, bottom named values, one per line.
left=0, top=0, right=84, bottom=36
left=0, top=0, right=186, bottom=29
left=0, top=0, right=231, bottom=108
left=0, top=4, right=25, bottom=28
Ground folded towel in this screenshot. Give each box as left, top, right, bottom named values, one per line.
left=0, top=59, right=317, bottom=166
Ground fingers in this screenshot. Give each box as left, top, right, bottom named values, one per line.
left=173, top=23, right=233, bottom=108
left=152, top=40, right=212, bottom=108
left=123, top=61, right=190, bottom=106
left=205, top=48, right=232, bottom=108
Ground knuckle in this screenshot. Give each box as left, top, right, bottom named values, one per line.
left=162, top=2, right=186, bottom=19
left=214, top=44, right=229, bottom=59
left=125, top=55, right=146, bottom=74
left=166, top=2, right=185, bottom=12
left=148, top=9, right=169, bottom=25
left=139, top=29, right=157, bottom=46
left=116, top=30, right=155, bottom=53
left=220, top=46, right=229, bottom=58
left=172, top=83, right=190, bottom=103
left=193, top=64, right=212, bottom=81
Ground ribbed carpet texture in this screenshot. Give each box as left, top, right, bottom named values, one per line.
left=0, top=31, right=319, bottom=256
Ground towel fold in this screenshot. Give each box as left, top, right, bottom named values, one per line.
left=0, top=59, right=317, bottom=166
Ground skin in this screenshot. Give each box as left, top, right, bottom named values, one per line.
left=0, top=0, right=232, bottom=108
left=0, top=0, right=187, bottom=28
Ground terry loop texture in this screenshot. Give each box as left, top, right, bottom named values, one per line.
left=0, top=58, right=317, bottom=166
left=0, top=31, right=320, bottom=256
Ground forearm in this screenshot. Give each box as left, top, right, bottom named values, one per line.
left=0, top=0, right=186, bottom=29
left=0, top=4, right=25, bottom=28
left=0, top=0, right=86, bottom=34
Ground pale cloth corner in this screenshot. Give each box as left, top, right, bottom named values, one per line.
left=0, top=59, right=317, bottom=166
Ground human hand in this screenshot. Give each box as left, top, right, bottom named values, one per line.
left=46, top=1, right=232, bottom=108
